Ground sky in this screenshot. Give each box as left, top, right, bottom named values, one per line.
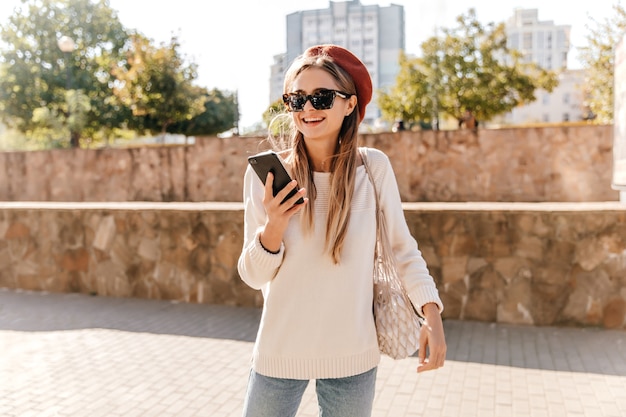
left=0, top=0, right=621, bottom=129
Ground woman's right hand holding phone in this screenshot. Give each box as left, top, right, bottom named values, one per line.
left=259, top=172, right=307, bottom=253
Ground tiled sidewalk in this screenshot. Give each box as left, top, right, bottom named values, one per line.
left=1, top=288, right=625, bottom=417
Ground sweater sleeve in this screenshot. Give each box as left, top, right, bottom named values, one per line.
left=237, top=164, right=285, bottom=290
left=366, top=148, right=444, bottom=316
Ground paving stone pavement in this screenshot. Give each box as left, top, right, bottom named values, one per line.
left=1, top=288, right=625, bottom=417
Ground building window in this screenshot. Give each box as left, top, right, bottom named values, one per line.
left=557, top=31, right=568, bottom=48
left=563, top=113, right=570, bottom=121
left=543, top=114, right=549, bottom=122
left=523, top=32, right=532, bottom=49
left=563, top=93, right=570, bottom=104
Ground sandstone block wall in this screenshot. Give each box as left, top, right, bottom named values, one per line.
left=361, top=126, right=617, bottom=202
left=405, top=203, right=626, bottom=329
left=1, top=202, right=624, bottom=329
left=0, top=125, right=618, bottom=203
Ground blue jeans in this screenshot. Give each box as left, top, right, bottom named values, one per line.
left=242, top=367, right=377, bottom=417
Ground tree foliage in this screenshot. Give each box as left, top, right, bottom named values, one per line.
left=378, top=9, right=558, bottom=127
left=29, top=89, right=91, bottom=147
left=261, top=98, right=292, bottom=137
left=0, top=0, right=239, bottom=149
left=377, top=52, right=431, bottom=125
left=0, top=0, right=130, bottom=147
left=578, top=3, right=626, bottom=124
left=262, top=99, right=286, bottom=126
left=168, top=88, right=238, bottom=136
left=111, top=34, right=206, bottom=136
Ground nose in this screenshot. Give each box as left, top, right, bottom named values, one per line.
left=302, top=97, right=316, bottom=111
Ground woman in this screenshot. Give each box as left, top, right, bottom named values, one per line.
left=238, top=44, right=446, bottom=417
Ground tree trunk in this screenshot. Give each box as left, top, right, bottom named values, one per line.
left=70, top=131, right=80, bottom=148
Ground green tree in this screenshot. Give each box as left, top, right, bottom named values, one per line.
left=0, top=0, right=130, bottom=148
left=262, top=98, right=291, bottom=136
left=578, top=3, right=626, bottom=124
left=112, top=34, right=205, bottom=137
left=378, top=9, right=558, bottom=128
left=169, top=88, right=238, bottom=136
left=378, top=52, right=431, bottom=126
left=30, top=89, right=91, bottom=148
left=262, top=98, right=286, bottom=126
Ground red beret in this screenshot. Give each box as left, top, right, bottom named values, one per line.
left=303, top=44, right=373, bottom=123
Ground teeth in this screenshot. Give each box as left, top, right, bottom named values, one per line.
left=304, top=117, right=323, bottom=122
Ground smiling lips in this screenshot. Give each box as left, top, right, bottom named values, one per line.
left=303, top=117, right=324, bottom=124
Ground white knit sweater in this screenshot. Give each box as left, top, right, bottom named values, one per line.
left=237, top=147, right=443, bottom=380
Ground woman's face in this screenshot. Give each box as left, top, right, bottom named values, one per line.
left=287, top=67, right=356, bottom=145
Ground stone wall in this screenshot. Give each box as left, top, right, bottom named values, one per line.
left=1, top=202, right=624, bottom=329
left=0, top=125, right=618, bottom=203
left=405, top=202, right=626, bottom=329
left=0, top=202, right=259, bottom=307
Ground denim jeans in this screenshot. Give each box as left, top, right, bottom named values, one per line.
left=242, top=367, right=377, bottom=417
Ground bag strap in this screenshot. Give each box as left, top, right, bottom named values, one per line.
left=360, top=148, right=384, bottom=254
left=359, top=147, right=380, bottom=214
left=361, top=149, right=422, bottom=319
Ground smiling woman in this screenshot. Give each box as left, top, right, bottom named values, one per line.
left=237, top=43, right=447, bottom=416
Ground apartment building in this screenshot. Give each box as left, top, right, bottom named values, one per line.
left=507, top=69, right=586, bottom=124
left=269, top=0, right=405, bottom=126
left=506, top=8, right=570, bottom=70
left=503, top=8, right=586, bottom=124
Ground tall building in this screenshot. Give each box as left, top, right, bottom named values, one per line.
left=503, top=8, right=586, bottom=124
left=269, top=0, right=405, bottom=126
left=507, top=69, right=586, bottom=124
left=506, top=8, right=570, bottom=70
left=269, top=53, right=288, bottom=110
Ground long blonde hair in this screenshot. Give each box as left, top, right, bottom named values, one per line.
left=268, top=53, right=361, bottom=264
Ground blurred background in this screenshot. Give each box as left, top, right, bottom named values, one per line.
left=0, top=0, right=622, bottom=149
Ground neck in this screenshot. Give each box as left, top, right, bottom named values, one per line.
left=312, top=158, right=331, bottom=172
left=305, top=139, right=336, bottom=172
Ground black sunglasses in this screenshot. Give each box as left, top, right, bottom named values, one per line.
left=282, top=89, right=352, bottom=112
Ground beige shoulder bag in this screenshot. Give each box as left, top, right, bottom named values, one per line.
left=360, top=148, right=423, bottom=360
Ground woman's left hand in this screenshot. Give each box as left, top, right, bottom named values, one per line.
left=416, top=303, right=447, bottom=373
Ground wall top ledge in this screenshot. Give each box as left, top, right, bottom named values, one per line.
left=402, top=201, right=626, bottom=212
left=0, top=201, right=244, bottom=211
left=0, top=201, right=624, bottom=212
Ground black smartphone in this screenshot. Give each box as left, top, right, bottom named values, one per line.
left=247, top=150, right=305, bottom=205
